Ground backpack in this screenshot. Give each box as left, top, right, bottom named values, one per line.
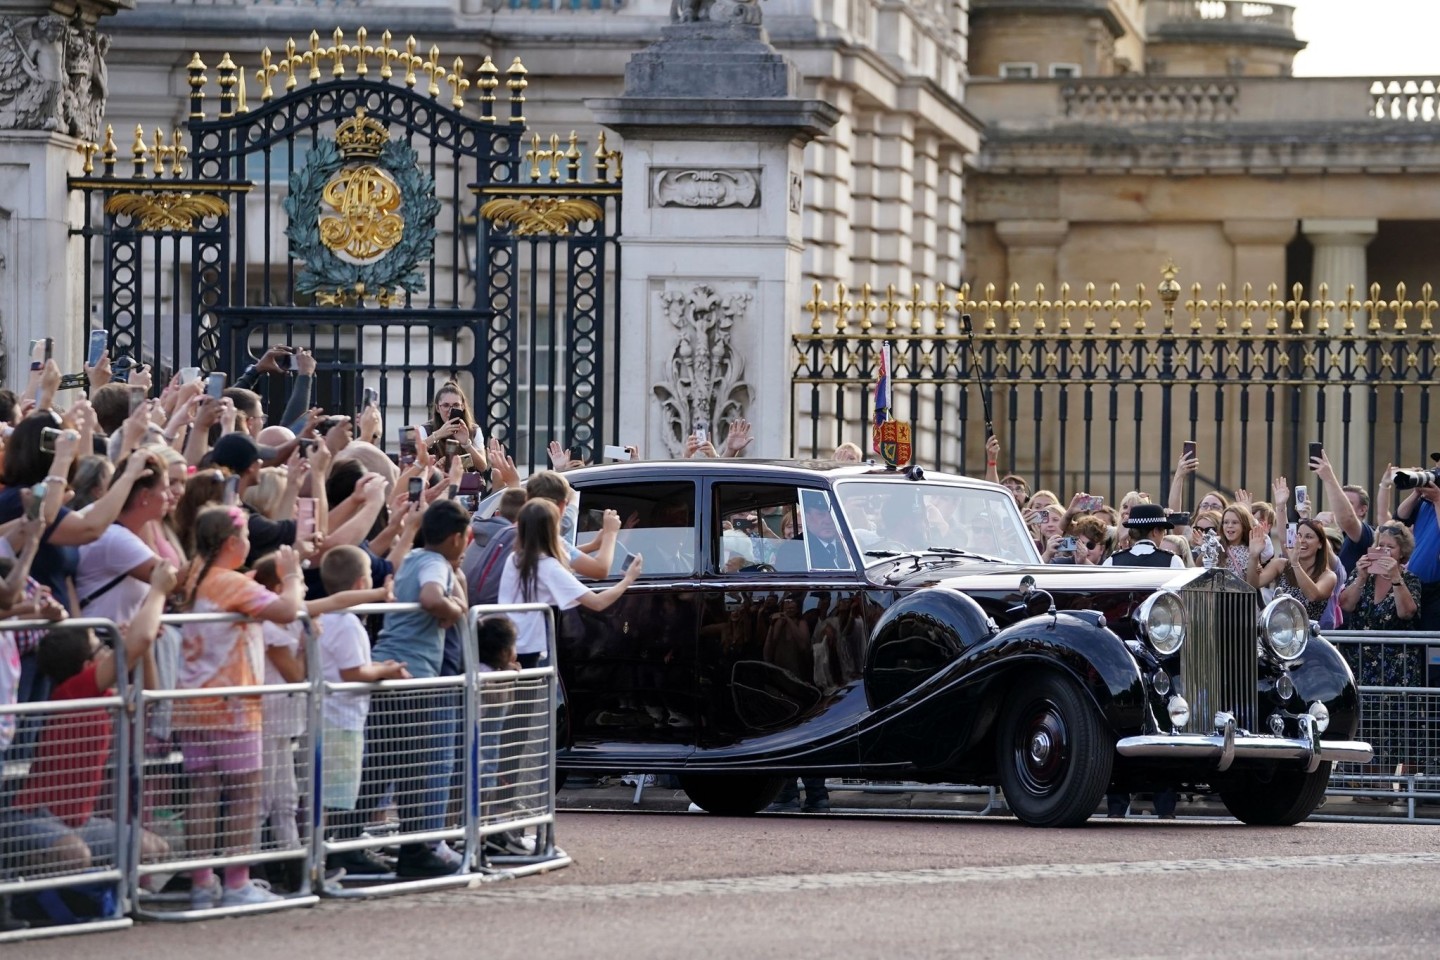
left=465, top=523, right=519, bottom=606
left=12, top=882, right=117, bottom=925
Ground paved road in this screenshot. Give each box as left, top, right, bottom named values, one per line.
left=9, top=811, right=1440, bottom=960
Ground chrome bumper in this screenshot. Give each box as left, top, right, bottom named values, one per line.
left=1116, top=713, right=1373, bottom=773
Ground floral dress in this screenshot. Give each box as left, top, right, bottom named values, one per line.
left=1340, top=568, right=1423, bottom=687
left=1222, top=544, right=1250, bottom=579
left=1270, top=565, right=1330, bottom=624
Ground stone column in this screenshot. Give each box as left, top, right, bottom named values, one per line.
left=1222, top=219, right=1295, bottom=292
left=870, top=111, right=915, bottom=287
left=911, top=130, right=939, bottom=283
left=848, top=109, right=880, bottom=289
left=802, top=80, right=853, bottom=288
left=589, top=11, right=838, bottom=460
left=0, top=0, right=127, bottom=388
left=1301, top=218, right=1377, bottom=485
left=935, top=145, right=964, bottom=283
left=994, top=219, right=1069, bottom=293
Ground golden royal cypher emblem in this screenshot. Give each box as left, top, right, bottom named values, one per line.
left=318, top=109, right=405, bottom=262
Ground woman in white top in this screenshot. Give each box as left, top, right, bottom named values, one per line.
left=497, top=499, right=643, bottom=666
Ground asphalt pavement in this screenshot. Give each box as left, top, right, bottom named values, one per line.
left=7, top=790, right=1439, bottom=960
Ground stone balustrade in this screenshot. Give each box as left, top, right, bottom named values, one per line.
left=1371, top=79, right=1440, bottom=123
left=968, top=75, right=1440, bottom=128
left=1145, top=0, right=1295, bottom=34
left=1062, top=79, right=1239, bottom=124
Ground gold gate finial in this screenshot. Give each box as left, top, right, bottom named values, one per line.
left=188, top=53, right=208, bottom=119
left=1158, top=259, right=1181, bottom=331
left=507, top=57, right=528, bottom=124
left=476, top=56, right=499, bottom=123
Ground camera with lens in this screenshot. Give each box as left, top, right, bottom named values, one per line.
left=1393, top=467, right=1440, bottom=490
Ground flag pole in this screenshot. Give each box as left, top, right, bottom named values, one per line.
left=959, top=314, right=994, bottom=441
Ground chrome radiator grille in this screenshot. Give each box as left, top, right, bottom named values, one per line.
left=1178, top=576, right=1259, bottom=733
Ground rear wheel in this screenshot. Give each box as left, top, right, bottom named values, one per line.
left=996, top=672, right=1114, bottom=828
left=1218, top=762, right=1332, bottom=826
left=679, top=774, right=788, bottom=816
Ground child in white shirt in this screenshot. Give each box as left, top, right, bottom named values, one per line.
left=315, top=546, right=409, bottom=876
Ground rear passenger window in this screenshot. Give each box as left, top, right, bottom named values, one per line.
left=575, top=481, right=697, bottom=578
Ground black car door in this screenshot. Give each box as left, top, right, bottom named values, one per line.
left=558, top=477, right=700, bottom=765
left=690, top=479, right=864, bottom=768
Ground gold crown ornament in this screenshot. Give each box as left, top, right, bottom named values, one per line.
left=334, top=107, right=390, bottom=160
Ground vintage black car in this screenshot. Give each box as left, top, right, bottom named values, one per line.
left=536, top=459, right=1370, bottom=827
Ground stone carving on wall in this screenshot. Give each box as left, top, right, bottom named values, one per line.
left=670, top=0, right=763, bottom=27
left=653, top=283, right=753, bottom=457
left=0, top=15, right=110, bottom=142
left=651, top=168, right=760, bottom=209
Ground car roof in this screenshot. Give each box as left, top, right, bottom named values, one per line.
left=562, top=458, right=1007, bottom=493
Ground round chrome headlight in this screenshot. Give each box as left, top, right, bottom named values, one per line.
left=1260, top=596, right=1309, bottom=661
left=1137, top=590, right=1187, bottom=656
left=1307, top=700, right=1330, bottom=733
left=1167, top=694, right=1190, bottom=730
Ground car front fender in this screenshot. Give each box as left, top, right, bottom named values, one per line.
left=1286, top=635, right=1362, bottom=742
left=977, top=613, right=1151, bottom=734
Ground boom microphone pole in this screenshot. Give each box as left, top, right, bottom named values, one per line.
left=959, top=313, right=994, bottom=441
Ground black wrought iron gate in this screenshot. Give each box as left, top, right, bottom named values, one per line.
left=71, top=29, right=621, bottom=469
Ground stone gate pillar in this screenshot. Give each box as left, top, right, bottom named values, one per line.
left=588, top=3, right=838, bottom=459
left=0, top=0, right=128, bottom=388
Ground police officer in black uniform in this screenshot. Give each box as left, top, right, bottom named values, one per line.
left=1104, top=502, right=1183, bottom=818
left=1103, top=503, right=1185, bottom=570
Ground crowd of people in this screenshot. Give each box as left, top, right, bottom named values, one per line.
left=976, top=436, right=1437, bottom=684
left=0, top=344, right=651, bottom=925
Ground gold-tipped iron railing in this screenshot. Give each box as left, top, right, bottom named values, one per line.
left=793, top=264, right=1438, bottom=496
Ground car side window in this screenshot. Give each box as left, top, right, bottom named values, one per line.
left=574, top=480, right=697, bottom=578
left=714, top=484, right=851, bottom=574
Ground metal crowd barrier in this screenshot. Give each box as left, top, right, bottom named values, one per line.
left=0, top=601, right=570, bottom=939
left=1319, top=631, right=1440, bottom=823
left=470, top=601, right=565, bottom=879
left=129, top=611, right=318, bottom=921
left=312, top=601, right=569, bottom=897
left=0, top=619, right=133, bottom=943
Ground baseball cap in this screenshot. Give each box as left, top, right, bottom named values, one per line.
left=209, top=432, right=279, bottom=474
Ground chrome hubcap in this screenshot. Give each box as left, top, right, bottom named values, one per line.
left=1029, top=730, right=1053, bottom=764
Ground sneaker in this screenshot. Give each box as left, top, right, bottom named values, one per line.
left=501, top=833, right=536, bottom=855
left=320, top=867, right=347, bottom=895
left=327, top=848, right=394, bottom=876
left=189, top=874, right=222, bottom=909
left=801, top=797, right=832, bottom=813
left=481, top=838, right=532, bottom=858
left=220, top=879, right=284, bottom=906
left=432, top=841, right=465, bottom=869
left=396, top=850, right=461, bottom=878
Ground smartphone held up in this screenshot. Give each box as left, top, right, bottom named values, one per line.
left=87, top=329, right=109, bottom=368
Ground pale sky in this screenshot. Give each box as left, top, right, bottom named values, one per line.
left=1290, top=0, right=1440, bottom=76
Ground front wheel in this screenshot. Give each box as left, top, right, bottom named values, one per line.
left=679, top=774, right=788, bottom=816
left=1218, top=762, right=1332, bottom=826
left=996, top=672, right=1114, bottom=828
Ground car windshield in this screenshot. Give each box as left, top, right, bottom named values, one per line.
left=833, top=479, right=1039, bottom=564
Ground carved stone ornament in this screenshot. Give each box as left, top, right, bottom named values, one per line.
left=670, top=0, right=763, bottom=26
left=0, top=15, right=110, bottom=142
left=651, top=168, right=760, bottom=209
left=653, top=284, right=753, bottom=457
